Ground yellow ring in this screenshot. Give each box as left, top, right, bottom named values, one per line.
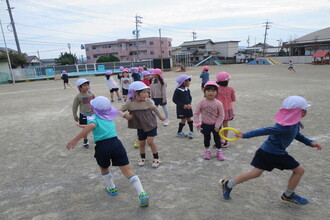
left=219, top=127, right=240, bottom=142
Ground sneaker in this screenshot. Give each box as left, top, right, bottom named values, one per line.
left=134, top=140, right=139, bottom=148
left=203, top=150, right=212, bottom=160
left=163, top=119, right=170, bottom=126
left=281, top=193, right=309, bottom=205
left=152, top=159, right=161, bottom=168
left=105, top=186, right=118, bottom=196
left=139, top=192, right=149, bottom=207
left=118, top=98, right=122, bottom=101
left=221, top=141, right=228, bottom=148
left=83, top=140, right=89, bottom=148
left=138, top=158, right=146, bottom=166
left=219, top=179, right=232, bottom=200
left=216, top=150, right=225, bottom=161
left=111, top=100, right=114, bottom=103
left=188, top=131, right=195, bottom=139
left=176, top=132, right=187, bottom=138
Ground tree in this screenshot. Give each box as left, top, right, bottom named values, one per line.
left=56, top=52, right=78, bottom=65
left=96, top=55, right=120, bottom=63
left=0, top=52, right=27, bottom=68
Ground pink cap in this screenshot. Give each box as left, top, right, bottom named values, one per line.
left=216, top=72, right=231, bottom=82
left=203, top=66, right=209, bottom=71
left=204, top=81, right=219, bottom=88
left=151, top=68, right=164, bottom=79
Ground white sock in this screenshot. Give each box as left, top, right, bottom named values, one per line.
left=129, top=175, right=144, bottom=196
left=102, top=172, right=116, bottom=189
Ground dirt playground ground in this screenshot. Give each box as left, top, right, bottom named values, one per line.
left=0, top=64, right=329, bottom=220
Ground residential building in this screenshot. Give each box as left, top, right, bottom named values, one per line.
left=283, top=27, right=330, bottom=56
left=84, top=37, right=172, bottom=63
left=172, top=39, right=239, bottom=66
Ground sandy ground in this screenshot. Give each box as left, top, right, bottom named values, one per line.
left=0, top=64, right=329, bottom=220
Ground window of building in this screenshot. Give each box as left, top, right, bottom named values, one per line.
left=92, top=46, right=96, bottom=50
left=168, top=42, right=171, bottom=46
left=129, top=43, right=133, bottom=46
left=199, top=46, right=205, bottom=49
left=150, top=51, right=154, bottom=55
left=87, top=56, right=90, bottom=59
left=149, top=41, right=154, bottom=45
left=94, top=55, right=98, bottom=58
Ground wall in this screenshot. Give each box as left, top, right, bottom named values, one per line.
left=276, top=56, right=313, bottom=64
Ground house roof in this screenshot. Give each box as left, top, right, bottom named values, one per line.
left=180, top=39, right=214, bottom=47
left=295, top=27, right=330, bottom=43
left=312, top=51, right=330, bottom=58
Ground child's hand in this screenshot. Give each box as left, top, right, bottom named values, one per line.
left=124, top=114, right=133, bottom=120
left=186, top=104, right=192, bottom=109
left=183, top=104, right=187, bottom=109
left=311, top=142, right=322, bottom=151
left=67, top=139, right=77, bottom=150
left=214, top=127, right=219, bottom=132
left=162, top=99, right=167, bottom=104
left=74, top=116, right=79, bottom=122
left=159, top=116, right=166, bottom=121
left=235, top=131, right=243, bottom=138
left=196, top=125, right=201, bottom=131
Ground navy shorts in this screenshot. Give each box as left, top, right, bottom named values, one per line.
left=122, top=88, right=128, bottom=95
left=251, top=149, right=300, bottom=171
left=176, top=107, right=193, bottom=119
left=109, top=88, right=119, bottom=93
left=153, top=98, right=167, bottom=106
left=94, top=137, right=129, bottom=168
left=137, top=127, right=157, bottom=140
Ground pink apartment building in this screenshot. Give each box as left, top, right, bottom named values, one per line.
left=85, top=37, right=172, bottom=63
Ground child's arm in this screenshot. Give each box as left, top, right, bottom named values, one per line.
left=119, top=101, right=133, bottom=120
left=231, top=88, right=236, bottom=102
left=147, top=99, right=165, bottom=121
left=72, top=96, right=79, bottom=122
left=295, top=132, right=322, bottom=150
left=215, top=102, right=225, bottom=131
left=67, top=123, right=95, bottom=150
left=193, top=101, right=203, bottom=129
left=241, top=126, right=285, bottom=139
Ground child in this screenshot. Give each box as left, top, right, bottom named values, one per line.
left=172, top=74, right=194, bottom=139
left=288, top=59, right=296, bottom=72
left=72, top=78, right=95, bottom=148
left=104, top=70, right=121, bottom=102
left=117, top=66, right=124, bottom=80
left=193, top=81, right=225, bottom=160
left=120, top=81, right=165, bottom=168
left=216, top=72, right=236, bottom=148
left=150, top=68, right=170, bottom=126
left=131, top=67, right=141, bottom=81
left=141, top=71, right=151, bottom=86
left=120, top=68, right=133, bottom=102
left=67, top=96, right=149, bottom=207
left=61, top=70, right=71, bottom=89
left=219, top=96, right=322, bottom=205
left=199, top=66, right=210, bottom=89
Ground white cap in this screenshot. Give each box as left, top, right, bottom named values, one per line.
left=282, top=96, right=311, bottom=110
left=128, top=81, right=150, bottom=91
left=76, top=78, right=89, bottom=87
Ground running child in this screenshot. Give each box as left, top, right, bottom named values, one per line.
left=172, top=74, right=194, bottom=139
left=216, top=71, right=236, bottom=148
left=219, top=96, right=322, bottom=205
left=72, top=78, right=95, bottom=148
left=119, top=81, right=165, bottom=168
left=150, top=68, right=170, bottom=126
left=61, top=70, right=71, bottom=89
left=67, top=96, right=149, bottom=207
left=105, top=70, right=121, bottom=102
left=120, top=68, right=133, bottom=102
left=200, top=66, right=210, bottom=90
left=193, top=81, right=225, bottom=160
left=288, top=59, right=296, bottom=72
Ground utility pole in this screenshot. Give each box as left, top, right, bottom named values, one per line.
left=68, top=43, right=71, bottom=53
left=192, top=30, right=197, bottom=41
left=262, top=20, right=271, bottom=57
left=133, top=15, right=142, bottom=61
left=159, top=29, right=163, bottom=70
left=5, top=0, right=21, bottom=54
left=0, top=19, right=14, bottom=84
left=247, top=36, right=250, bottom=47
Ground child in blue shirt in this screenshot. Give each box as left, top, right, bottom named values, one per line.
left=219, top=96, right=322, bottom=205
left=66, top=96, right=149, bottom=207
left=199, top=66, right=209, bottom=89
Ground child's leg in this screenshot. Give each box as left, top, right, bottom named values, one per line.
left=161, top=104, right=169, bottom=120
left=233, top=168, right=264, bottom=185
left=119, top=165, right=149, bottom=206
left=287, top=165, right=304, bottom=191
left=139, top=139, right=146, bottom=157
left=178, top=119, right=186, bottom=133
left=116, top=90, right=121, bottom=99
left=146, top=136, right=158, bottom=155
left=110, top=92, right=114, bottom=101
left=187, top=118, right=194, bottom=132
left=222, top=120, right=229, bottom=137
left=100, top=167, right=118, bottom=195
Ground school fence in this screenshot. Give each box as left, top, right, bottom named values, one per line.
left=1, top=61, right=153, bottom=84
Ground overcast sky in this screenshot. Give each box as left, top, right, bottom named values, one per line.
left=0, top=0, right=329, bottom=59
